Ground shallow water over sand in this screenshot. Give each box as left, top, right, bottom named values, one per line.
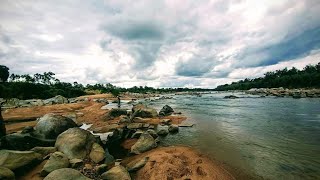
left=146, top=92, right=320, bottom=180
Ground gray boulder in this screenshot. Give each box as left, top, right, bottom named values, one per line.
left=168, top=125, right=179, bottom=133
left=35, top=113, right=77, bottom=139
left=146, top=129, right=158, bottom=139
left=101, top=165, right=131, bottom=180
left=41, top=151, right=70, bottom=176
left=0, top=150, right=42, bottom=171
left=44, top=168, right=91, bottom=180
left=43, top=95, right=68, bottom=105
left=157, top=129, right=169, bottom=136
left=159, top=105, right=174, bottom=116
left=55, top=128, right=96, bottom=159
left=132, top=104, right=158, bottom=118
left=131, top=132, right=157, bottom=154
left=0, top=167, right=15, bottom=180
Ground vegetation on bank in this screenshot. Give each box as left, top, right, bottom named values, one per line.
left=215, top=62, right=320, bottom=91
left=0, top=65, right=211, bottom=100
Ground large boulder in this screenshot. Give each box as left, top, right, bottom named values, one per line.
left=55, top=128, right=96, bottom=159
left=35, top=113, right=78, bottom=139
left=126, top=157, right=149, bottom=172
left=44, top=168, right=91, bottom=180
left=159, top=105, right=174, bottom=116
left=104, top=108, right=128, bottom=120
left=131, top=132, right=157, bottom=154
left=0, top=150, right=42, bottom=171
left=132, top=104, right=158, bottom=118
left=168, top=125, right=179, bottom=133
left=43, top=95, right=68, bottom=105
left=0, top=167, right=15, bottom=180
left=101, top=165, right=131, bottom=180
left=89, top=143, right=105, bottom=163
left=41, top=152, right=70, bottom=176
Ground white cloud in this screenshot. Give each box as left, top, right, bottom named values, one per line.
left=0, top=0, right=319, bottom=88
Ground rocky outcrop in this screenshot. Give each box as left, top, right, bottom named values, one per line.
left=0, top=167, right=15, bottom=180
left=35, top=113, right=77, bottom=139
left=89, top=143, right=105, bottom=163
left=131, top=132, right=157, bottom=154
left=246, top=88, right=320, bottom=98
left=0, top=150, right=42, bottom=171
left=224, top=95, right=239, bottom=99
left=104, top=108, right=128, bottom=120
left=40, top=152, right=69, bottom=176
left=131, top=103, right=158, bottom=118
left=159, top=105, right=174, bottom=116
left=55, top=128, right=96, bottom=159
left=101, top=165, right=131, bottom=180
left=43, top=95, right=68, bottom=105
left=44, top=168, right=91, bottom=180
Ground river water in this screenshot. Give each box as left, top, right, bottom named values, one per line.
left=143, top=92, right=320, bottom=180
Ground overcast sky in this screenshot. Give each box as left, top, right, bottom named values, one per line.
left=1, top=0, right=319, bottom=88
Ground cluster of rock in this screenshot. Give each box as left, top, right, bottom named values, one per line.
left=0, top=95, right=109, bottom=109
left=246, top=88, right=320, bottom=98
left=0, top=103, right=180, bottom=179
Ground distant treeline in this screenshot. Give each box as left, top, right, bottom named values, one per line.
left=0, top=65, right=211, bottom=100
left=215, top=62, right=320, bottom=91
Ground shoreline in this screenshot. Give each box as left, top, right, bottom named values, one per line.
left=1, top=93, right=260, bottom=179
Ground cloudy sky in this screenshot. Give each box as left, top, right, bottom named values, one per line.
left=0, top=0, right=319, bottom=88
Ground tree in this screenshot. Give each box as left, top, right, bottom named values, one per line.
left=0, top=65, right=9, bottom=82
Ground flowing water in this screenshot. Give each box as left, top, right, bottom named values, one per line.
left=144, top=92, right=320, bottom=180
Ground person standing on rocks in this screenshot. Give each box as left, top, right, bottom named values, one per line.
left=117, top=96, right=121, bottom=108
left=0, top=104, right=6, bottom=138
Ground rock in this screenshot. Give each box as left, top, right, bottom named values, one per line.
left=119, top=117, right=130, bottom=123
left=132, top=117, right=148, bottom=123
left=126, top=157, right=149, bottom=172
left=104, top=148, right=115, bottom=166
left=127, top=123, right=143, bottom=129
left=0, top=150, right=42, bottom=171
left=95, top=164, right=108, bottom=174
left=69, top=158, right=83, bottom=168
left=101, top=165, right=131, bottom=180
left=131, top=130, right=144, bottom=139
left=21, top=126, right=34, bottom=134
left=43, top=95, right=68, bottom=105
left=0, top=166, right=15, bottom=180
left=55, top=128, right=96, bottom=159
left=131, top=104, right=158, bottom=118
left=146, top=129, right=158, bottom=139
left=159, top=105, right=174, bottom=116
left=44, top=168, right=91, bottom=180
left=40, top=152, right=69, bottom=177
left=104, top=109, right=128, bottom=120
left=157, top=128, right=169, bottom=136
left=31, top=147, right=57, bottom=156
left=131, top=132, right=157, bottom=154
left=160, top=119, right=172, bottom=125
left=89, top=143, right=105, bottom=163
left=2, top=133, right=56, bottom=150
left=224, top=95, right=239, bottom=99
left=168, top=125, right=179, bottom=133
left=35, top=113, right=78, bottom=139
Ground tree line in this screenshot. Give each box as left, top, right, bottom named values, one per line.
left=215, top=62, right=320, bottom=91
left=0, top=65, right=211, bottom=100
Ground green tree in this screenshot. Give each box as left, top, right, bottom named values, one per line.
left=0, top=65, right=9, bottom=82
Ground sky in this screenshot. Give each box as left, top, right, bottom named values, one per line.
left=0, top=0, right=320, bottom=88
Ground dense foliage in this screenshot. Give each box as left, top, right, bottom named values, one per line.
left=215, top=62, right=320, bottom=91
left=0, top=65, right=211, bottom=99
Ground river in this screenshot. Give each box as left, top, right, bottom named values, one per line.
left=144, top=92, right=320, bottom=180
